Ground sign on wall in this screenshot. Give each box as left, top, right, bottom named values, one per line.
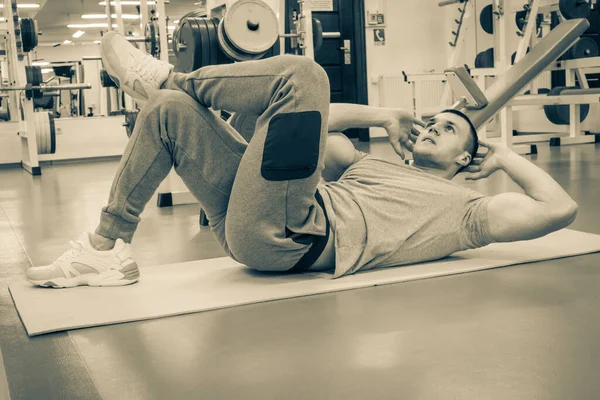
left=374, top=28, right=385, bottom=46
left=311, top=0, right=334, bottom=11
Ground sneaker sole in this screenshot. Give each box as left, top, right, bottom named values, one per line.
left=28, top=263, right=140, bottom=288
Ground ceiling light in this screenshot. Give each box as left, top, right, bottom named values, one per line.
left=63, top=40, right=72, bottom=45
left=0, top=3, right=41, bottom=8
left=72, top=30, right=85, bottom=38
left=67, top=23, right=118, bottom=28
left=99, top=1, right=157, bottom=5
left=32, top=61, right=50, bottom=66
left=94, top=40, right=101, bottom=44
left=82, top=13, right=140, bottom=20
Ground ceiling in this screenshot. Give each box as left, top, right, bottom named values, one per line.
left=29, top=0, right=203, bottom=45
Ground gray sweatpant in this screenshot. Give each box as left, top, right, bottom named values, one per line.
left=96, top=55, right=331, bottom=272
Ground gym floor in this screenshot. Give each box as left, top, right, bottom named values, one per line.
left=1, top=139, right=600, bottom=400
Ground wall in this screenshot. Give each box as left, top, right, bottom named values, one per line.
left=364, top=0, right=452, bottom=136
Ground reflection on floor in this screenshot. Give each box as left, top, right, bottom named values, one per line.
left=1, top=140, right=600, bottom=399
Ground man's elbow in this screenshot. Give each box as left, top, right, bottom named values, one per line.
left=554, top=200, right=578, bottom=228
left=564, top=200, right=579, bottom=225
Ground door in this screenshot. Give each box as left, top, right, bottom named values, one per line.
left=286, top=0, right=370, bottom=140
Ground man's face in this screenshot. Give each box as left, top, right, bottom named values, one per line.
left=412, top=112, right=472, bottom=170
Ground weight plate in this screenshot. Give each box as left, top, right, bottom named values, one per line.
left=544, top=87, right=566, bottom=124
left=49, top=112, right=56, bottom=154
left=35, top=112, right=43, bottom=154
left=25, top=65, right=43, bottom=98
left=312, top=18, right=323, bottom=54
left=559, top=0, right=591, bottom=19
left=40, top=112, right=48, bottom=155
left=218, top=18, right=266, bottom=61
left=567, top=36, right=599, bottom=59
left=145, top=22, right=159, bottom=57
left=189, top=17, right=206, bottom=70
left=33, top=112, right=41, bottom=154
left=176, top=18, right=192, bottom=72
left=42, top=111, right=51, bottom=155
left=204, top=17, right=219, bottom=66
left=511, top=47, right=529, bottom=64
left=172, top=10, right=205, bottom=58
left=474, top=51, right=483, bottom=68
left=480, top=4, right=494, bottom=34
left=100, top=68, right=117, bottom=87
left=475, top=48, right=494, bottom=68
left=33, top=112, right=43, bottom=154
left=211, top=18, right=233, bottom=65
left=223, top=0, right=278, bottom=54
left=197, top=18, right=211, bottom=69
left=516, top=11, right=544, bottom=37
left=177, top=17, right=201, bottom=72
left=544, top=86, right=590, bottom=125
left=21, top=18, right=37, bottom=52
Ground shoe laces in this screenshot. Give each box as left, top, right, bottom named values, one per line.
left=128, top=53, right=162, bottom=85
left=53, top=240, right=83, bottom=265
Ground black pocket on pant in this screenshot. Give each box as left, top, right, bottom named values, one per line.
left=261, top=111, right=322, bottom=181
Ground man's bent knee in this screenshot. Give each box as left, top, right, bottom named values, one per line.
left=280, top=56, right=330, bottom=94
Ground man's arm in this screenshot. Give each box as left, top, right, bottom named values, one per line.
left=328, top=103, right=396, bottom=132
left=465, top=140, right=578, bottom=242
left=328, top=103, right=424, bottom=159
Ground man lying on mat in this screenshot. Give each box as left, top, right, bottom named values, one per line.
left=25, top=32, right=578, bottom=287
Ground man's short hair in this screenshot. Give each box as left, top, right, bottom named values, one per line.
left=440, top=109, right=479, bottom=171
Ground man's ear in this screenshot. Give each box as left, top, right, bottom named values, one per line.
left=456, top=151, right=472, bottom=167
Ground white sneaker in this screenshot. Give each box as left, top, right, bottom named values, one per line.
left=100, top=31, right=173, bottom=102
left=25, top=233, right=140, bottom=288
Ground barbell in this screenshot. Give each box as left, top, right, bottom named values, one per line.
left=172, top=0, right=332, bottom=72
left=121, top=21, right=164, bottom=58
left=5, top=66, right=92, bottom=99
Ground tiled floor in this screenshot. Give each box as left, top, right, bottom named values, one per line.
left=1, top=140, right=600, bottom=399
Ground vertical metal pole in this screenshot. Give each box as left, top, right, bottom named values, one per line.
left=441, top=1, right=472, bottom=107
left=140, top=0, right=149, bottom=48
left=493, top=0, right=512, bottom=148
left=114, top=0, right=125, bottom=36
left=6, top=0, right=40, bottom=173
left=156, top=0, right=169, bottom=62
left=475, top=74, right=488, bottom=140
left=566, top=68, right=580, bottom=139
left=300, top=0, right=314, bottom=59
left=105, top=0, right=113, bottom=31
left=515, top=0, right=540, bottom=63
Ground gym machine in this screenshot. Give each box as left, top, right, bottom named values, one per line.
left=404, top=0, right=598, bottom=154
left=471, top=0, right=600, bottom=148
left=0, top=0, right=99, bottom=174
